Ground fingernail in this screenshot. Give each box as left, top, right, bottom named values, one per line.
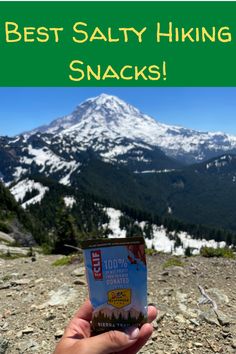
left=125, top=326, right=140, bottom=340
left=148, top=303, right=157, bottom=308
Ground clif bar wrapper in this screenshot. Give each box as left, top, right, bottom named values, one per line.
left=81, top=237, right=147, bottom=333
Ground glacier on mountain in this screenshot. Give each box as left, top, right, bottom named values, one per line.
left=25, top=93, right=236, bottom=164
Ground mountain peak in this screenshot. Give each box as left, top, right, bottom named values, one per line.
left=24, top=93, right=148, bottom=137
left=81, top=93, right=141, bottom=116
left=86, top=93, right=127, bottom=105
left=87, top=93, right=118, bottom=103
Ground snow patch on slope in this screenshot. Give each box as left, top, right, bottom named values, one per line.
left=63, top=196, right=76, bottom=208
left=206, top=155, right=233, bottom=170
left=16, top=145, right=80, bottom=186
left=103, top=208, right=126, bottom=238
left=13, top=167, right=28, bottom=181
left=134, top=169, right=175, bottom=174
left=146, top=228, right=225, bottom=256
left=10, top=178, right=49, bottom=208
left=104, top=207, right=226, bottom=255
left=22, top=145, right=79, bottom=175
left=59, top=162, right=80, bottom=186
left=176, top=232, right=226, bottom=255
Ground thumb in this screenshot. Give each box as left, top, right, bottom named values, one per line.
left=79, top=327, right=140, bottom=354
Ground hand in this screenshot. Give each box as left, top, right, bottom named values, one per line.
left=54, top=300, right=157, bottom=354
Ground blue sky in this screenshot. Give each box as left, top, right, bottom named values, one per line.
left=0, top=87, right=235, bottom=136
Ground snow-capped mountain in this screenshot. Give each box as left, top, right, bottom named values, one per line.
left=26, top=93, right=236, bottom=164
left=1, top=94, right=236, bottom=247
left=1, top=93, right=236, bottom=205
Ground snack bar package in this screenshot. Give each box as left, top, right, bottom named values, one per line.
left=81, top=237, right=147, bottom=333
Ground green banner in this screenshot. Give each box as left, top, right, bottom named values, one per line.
left=0, top=1, right=235, bottom=86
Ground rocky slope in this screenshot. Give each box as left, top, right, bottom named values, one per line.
left=0, top=252, right=236, bottom=354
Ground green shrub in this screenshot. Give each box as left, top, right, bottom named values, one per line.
left=145, top=248, right=157, bottom=256
left=41, top=243, right=53, bottom=255
left=52, top=254, right=80, bottom=266
left=200, top=246, right=235, bottom=259
left=184, top=246, right=192, bottom=257
left=2, top=274, right=12, bottom=282
left=10, top=240, right=21, bottom=247
left=0, top=251, right=26, bottom=260
left=163, top=257, right=184, bottom=269
left=0, top=221, right=11, bottom=234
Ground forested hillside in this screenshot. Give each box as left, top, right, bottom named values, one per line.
left=0, top=181, right=37, bottom=246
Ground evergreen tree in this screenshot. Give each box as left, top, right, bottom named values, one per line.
left=52, top=203, right=79, bottom=254
left=185, top=246, right=192, bottom=257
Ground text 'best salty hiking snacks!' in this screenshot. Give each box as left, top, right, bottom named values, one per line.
left=81, top=237, right=147, bottom=333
